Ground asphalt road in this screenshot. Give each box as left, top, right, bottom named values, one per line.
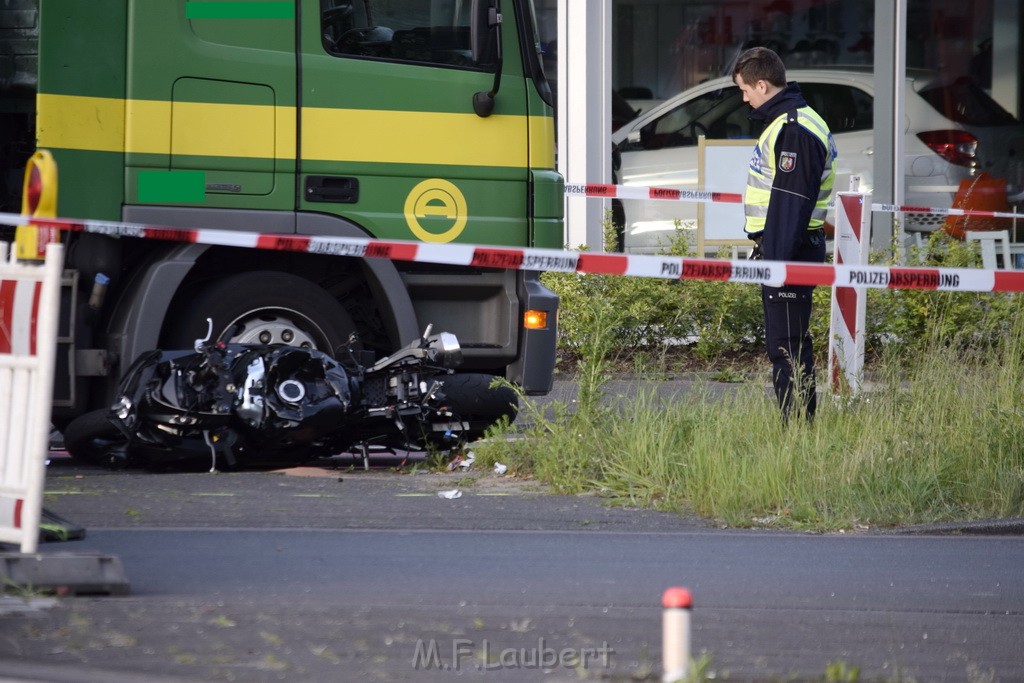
left=1, top=457, right=1023, bottom=682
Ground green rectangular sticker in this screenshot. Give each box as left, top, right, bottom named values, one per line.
left=185, top=2, right=294, bottom=19
left=138, top=171, right=206, bottom=203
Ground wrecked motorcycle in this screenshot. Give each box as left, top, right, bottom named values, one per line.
left=62, top=323, right=517, bottom=470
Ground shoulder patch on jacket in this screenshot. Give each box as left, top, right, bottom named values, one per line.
left=779, top=151, right=797, bottom=172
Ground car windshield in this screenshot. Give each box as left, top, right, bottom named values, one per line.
left=634, top=85, right=751, bottom=149
left=918, top=77, right=1020, bottom=127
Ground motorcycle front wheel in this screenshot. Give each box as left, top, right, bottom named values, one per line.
left=63, top=409, right=129, bottom=468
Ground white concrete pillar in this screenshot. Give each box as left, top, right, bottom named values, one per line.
left=872, top=0, right=907, bottom=252
left=558, top=0, right=611, bottom=250
left=992, top=0, right=1021, bottom=118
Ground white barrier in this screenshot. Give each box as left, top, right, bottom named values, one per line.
left=828, top=192, right=871, bottom=393
left=0, top=241, right=63, bottom=554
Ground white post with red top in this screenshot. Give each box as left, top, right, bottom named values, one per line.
left=828, top=191, right=871, bottom=394
left=662, top=586, right=692, bottom=682
left=0, top=241, right=63, bottom=553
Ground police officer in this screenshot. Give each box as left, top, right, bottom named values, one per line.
left=732, top=47, right=837, bottom=420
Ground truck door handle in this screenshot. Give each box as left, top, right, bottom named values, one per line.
left=305, top=176, right=359, bottom=203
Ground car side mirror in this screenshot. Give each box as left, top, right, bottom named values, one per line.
left=616, top=129, right=647, bottom=153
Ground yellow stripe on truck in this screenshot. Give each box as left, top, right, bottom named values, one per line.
left=37, top=94, right=125, bottom=153
left=170, top=101, right=296, bottom=160
left=36, top=94, right=554, bottom=169
left=528, top=116, right=556, bottom=169
left=127, top=99, right=169, bottom=155
left=301, top=108, right=529, bottom=168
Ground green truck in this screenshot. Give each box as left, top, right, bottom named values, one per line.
left=1, top=0, right=561, bottom=428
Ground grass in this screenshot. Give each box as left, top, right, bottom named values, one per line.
left=1, top=576, right=55, bottom=598
left=476, top=317, right=1024, bottom=532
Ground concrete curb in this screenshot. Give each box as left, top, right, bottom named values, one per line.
left=883, top=517, right=1024, bottom=536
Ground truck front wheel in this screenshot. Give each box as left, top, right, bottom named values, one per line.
left=164, top=271, right=357, bottom=356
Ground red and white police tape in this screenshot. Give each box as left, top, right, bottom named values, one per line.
left=565, top=182, right=744, bottom=206
left=566, top=181, right=1024, bottom=221
left=2, top=209, right=1023, bottom=292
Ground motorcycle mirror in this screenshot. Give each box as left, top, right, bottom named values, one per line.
left=195, top=317, right=214, bottom=351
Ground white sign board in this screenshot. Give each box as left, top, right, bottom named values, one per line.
left=697, top=138, right=756, bottom=256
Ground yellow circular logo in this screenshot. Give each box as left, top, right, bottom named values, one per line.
left=404, top=179, right=468, bottom=243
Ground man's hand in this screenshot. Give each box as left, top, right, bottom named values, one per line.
left=748, top=233, right=764, bottom=260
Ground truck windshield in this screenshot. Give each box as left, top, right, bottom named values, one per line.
left=518, top=0, right=553, bottom=106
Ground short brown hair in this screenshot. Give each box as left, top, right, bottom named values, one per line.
left=732, top=47, right=786, bottom=88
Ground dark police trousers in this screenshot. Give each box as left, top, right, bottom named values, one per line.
left=761, top=229, right=826, bottom=419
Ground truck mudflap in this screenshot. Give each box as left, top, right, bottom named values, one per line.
left=510, top=270, right=558, bottom=395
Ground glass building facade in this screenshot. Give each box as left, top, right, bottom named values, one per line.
left=534, top=0, right=1021, bottom=119
left=534, top=0, right=1023, bottom=247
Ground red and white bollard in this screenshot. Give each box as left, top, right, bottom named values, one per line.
left=662, top=587, right=692, bottom=682
left=828, top=189, right=871, bottom=394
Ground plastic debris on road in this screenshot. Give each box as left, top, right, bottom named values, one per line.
left=445, top=450, right=476, bottom=471
left=437, top=489, right=462, bottom=499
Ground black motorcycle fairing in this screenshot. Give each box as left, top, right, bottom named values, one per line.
left=233, top=345, right=356, bottom=455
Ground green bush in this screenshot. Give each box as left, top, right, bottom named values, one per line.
left=545, top=223, right=767, bottom=371
left=545, top=223, right=1023, bottom=372
left=865, top=231, right=1022, bottom=356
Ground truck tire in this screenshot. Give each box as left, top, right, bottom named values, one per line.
left=438, top=373, right=519, bottom=441
left=164, top=271, right=357, bottom=357
left=63, top=409, right=126, bottom=468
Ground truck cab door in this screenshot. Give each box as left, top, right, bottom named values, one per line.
left=299, top=0, right=530, bottom=246
left=125, top=2, right=296, bottom=210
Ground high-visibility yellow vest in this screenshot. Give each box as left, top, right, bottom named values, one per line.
left=744, top=107, right=837, bottom=235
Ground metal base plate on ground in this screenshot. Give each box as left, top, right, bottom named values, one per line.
left=0, top=552, right=130, bottom=596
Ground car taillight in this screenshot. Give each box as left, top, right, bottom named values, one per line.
left=917, top=130, right=978, bottom=167
left=26, top=164, right=42, bottom=214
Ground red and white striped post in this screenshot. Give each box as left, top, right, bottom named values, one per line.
left=0, top=241, right=63, bottom=554
left=828, top=191, right=871, bottom=394
left=662, top=587, right=692, bottom=682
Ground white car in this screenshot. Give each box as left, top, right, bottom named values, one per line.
left=611, top=68, right=1024, bottom=253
